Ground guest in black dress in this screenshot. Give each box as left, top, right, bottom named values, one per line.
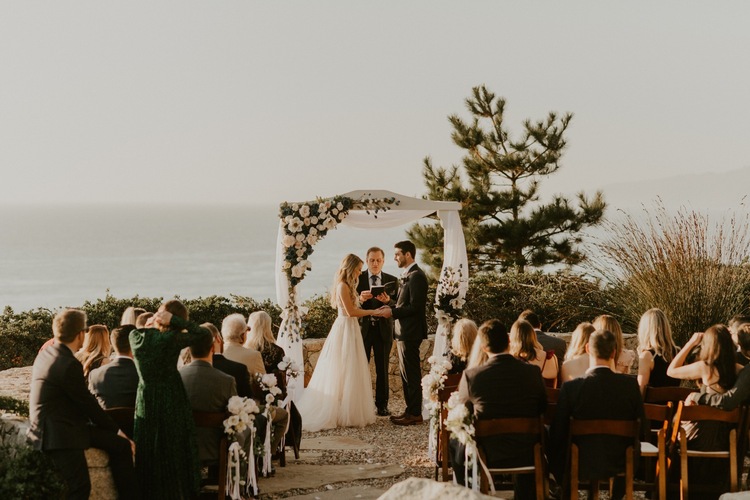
left=245, top=311, right=286, bottom=373
left=636, top=308, right=680, bottom=395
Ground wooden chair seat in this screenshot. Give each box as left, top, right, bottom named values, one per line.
left=193, top=410, right=229, bottom=500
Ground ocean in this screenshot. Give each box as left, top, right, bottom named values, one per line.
left=0, top=204, right=413, bottom=312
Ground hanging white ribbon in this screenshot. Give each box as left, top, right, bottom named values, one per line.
left=261, top=408, right=273, bottom=476
left=225, top=441, right=243, bottom=500
left=244, top=426, right=258, bottom=498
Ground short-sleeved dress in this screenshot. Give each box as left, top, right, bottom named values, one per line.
left=130, top=317, right=211, bottom=500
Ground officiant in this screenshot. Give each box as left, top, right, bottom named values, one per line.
left=357, top=246, right=398, bottom=417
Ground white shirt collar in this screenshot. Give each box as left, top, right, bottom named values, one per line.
left=402, top=262, right=417, bottom=276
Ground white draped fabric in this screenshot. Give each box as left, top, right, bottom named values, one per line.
left=275, top=193, right=467, bottom=401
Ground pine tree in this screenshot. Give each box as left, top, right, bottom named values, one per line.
left=409, top=85, right=606, bottom=274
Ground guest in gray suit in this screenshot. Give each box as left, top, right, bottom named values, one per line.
left=89, top=325, right=139, bottom=409
left=180, top=329, right=238, bottom=462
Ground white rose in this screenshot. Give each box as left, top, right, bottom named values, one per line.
left=310, top=216, right=318, bottom=224
left=331, top=208, right=339, bottom=215
left=306, top=235, right=318, bottom=246
left=294, top=241, right=303, bottom=249
left=300, top=205, right=310, bottom=217
left=296, top=233, right=306, bottom=241
left=265, top=393, right=276, bottom=405
left=309, top=227, right=318, bottom=236
left=282, top=235, right=296, bottom=247
left=282, top=261, right=291, bottom=270
left=336, top=202, right=343, bottom=210
left=296, top=248, right=305, bottom=257
left=244, top=399, right=259, bottom=414
left=284, top=215, right=293, bottom=223
left=292, top=203, right=299, bottom=211
left=317, top=224, right=325, bottom=231
left=304, top=217, right=310, bottom=226
left=291, top=265, right=304, bottom=278
left=449, top=298, right=465, bottom=309
left=288, top=218, right=303, bottom=233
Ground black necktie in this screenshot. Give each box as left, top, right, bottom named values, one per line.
left=371, top=275, right=378, bottom=286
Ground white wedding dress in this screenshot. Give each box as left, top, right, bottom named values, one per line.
left=296, top=304, right=376, bottom=432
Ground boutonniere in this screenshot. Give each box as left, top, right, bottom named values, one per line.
left=399, top=276, right=409, bottom=285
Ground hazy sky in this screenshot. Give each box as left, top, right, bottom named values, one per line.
left=2, top=1, right=748, bottom=206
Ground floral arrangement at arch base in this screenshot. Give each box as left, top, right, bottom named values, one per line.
left=421, top=356, right=453, bottom=458
left=434, top=264, right=468, bottom=349
left=278, top=193, right=399, bottom=342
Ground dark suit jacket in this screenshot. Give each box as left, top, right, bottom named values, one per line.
left=213, top=353, right=253, bottom=399
left=88, top=356, right=139, bottom=409
left=536, top=330, right=567, bottom=363
left=27, top=342, right=119, bottom=451
left=550, top=366, right=646, bottom=480
left=179, top=360, right=237, bottom=462
left=392, top=263, right=429, bottom=341
left=457, top=353, right=547, bottom=466
left=356, top=271, right=397, bottom=343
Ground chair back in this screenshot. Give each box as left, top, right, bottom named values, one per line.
left=438, top=372, right=462, bottom=401
left=193, top=411, right=229, bottom=500
left=435, top=371, right=463, bottom=481
left=105, top=407, right=135, bottom=439
left=546, top=387, right=560, bottom=404
left=676, top=402, right=741, bottom=425
left=273, top=369, right=289, bottom=400
left=475, top=415, right=545, bottom=440
left=570, top=418, right=640, bottom=439
left=644, top=386, right=696, bottom=405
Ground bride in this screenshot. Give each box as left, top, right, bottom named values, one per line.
left=296, top=253, right=382, bottom=431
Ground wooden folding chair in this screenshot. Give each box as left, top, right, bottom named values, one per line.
left=105, top=406, right=135, bottom=440
left=474, top=415, right=548, bottom=499
left=193, top=410, right=230, bottom=500
left=635, top=402, right=673, bottom=500
left=544, top=388, right=560, bottom=426
left=674, top=401, right=742, bottom=500
left=567, top=418, right=640, bottom=500
left=434, top=372, right=462, bottom=481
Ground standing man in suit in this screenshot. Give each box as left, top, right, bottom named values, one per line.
left=88, top=324, right=139, bottom=409
left=27, top=309, right=137, bottom=500
left=450, top=319, right=547, bottom=498
left=357, top=246, right=398, bottom=417
left=550, top=329, right=645, bottom=499
left=381, top=240, right=429, bottom=426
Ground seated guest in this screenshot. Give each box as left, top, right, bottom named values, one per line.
left=593, top=314, right=635, bottom=374
left=244, top=311, right=286, bottom=373
left=179, top=330, right=238, bottom=464
left=202, top=322, right=254, bottom=399
left=667, top=325, right=739, bottom=495
left=222, top=313, right=266, bottom=377
left=466, top=330, right=489, bottom=369
left=636, top=308, right=680, bottom=395
left=135, top=312, right=153, bottom=329
left=446, top=318, right=477, bottom=374
left=510, top=319, right=559, bottom=387
left=736, top=324, right=750, bottom=366
left=561, top=322, right=595, bottom=382
left=550, top=329, right=645, bottom=500
left=120, top=306, right=146, bottom=326
left=28, top=309, right=136, bottom=500
left=450, top=319, right=546, bottom=499
left=88, top=325, right=139, bottom=409
left=75, top=324, right=112, bottom=379
left=728, top=314, right=750, bottom=344
left=519, top=309, right=566, bottom=363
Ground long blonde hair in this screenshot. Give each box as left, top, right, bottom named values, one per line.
left=75, top=325, right=111, bottom=377
left=565, top=322, right=596, bottom=361
left=637, top=308, right=676, bottom=362
left=510, top=319, right=541, bottom=362
left=467, top=332, right=488, bottom=369
left=330, top=254, right=363, bottom=308
left=593, top=314, right=624, bottom=361
left=245, top=311, right=276, bottom=351
left=451, top=319, right=478, bottom=360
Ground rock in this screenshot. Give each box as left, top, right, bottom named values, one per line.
left=378, top=477, right=496, bottom=500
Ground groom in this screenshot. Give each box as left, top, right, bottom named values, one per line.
left=357, top=247, right=398, bottom=417
left=380, top=240, right=428, bottom=426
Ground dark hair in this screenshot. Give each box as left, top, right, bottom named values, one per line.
left=52, top=309, right=87, bottom=343
left=163, top=299, right=188, bottom=321
left=188, top=327, right=214, bottom=358
left=738, top=324, right=750, bottom=352
left=394, top=240, right=416, bottom=259
left=701, top=324, right=737, bottom=392
left=729, top=315, right=750, bottom=330
left=366, top=247, right=384, bottom=258
left=589, top=329, right=617, bottom=361
left=477, top=319, right=509, bottom=354
left=518, top=309, right=541, bottom=329
left=111, top=325, right=135, bottom=355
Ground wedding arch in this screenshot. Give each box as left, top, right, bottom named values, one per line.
left=274, top=189, right=468, bottom=387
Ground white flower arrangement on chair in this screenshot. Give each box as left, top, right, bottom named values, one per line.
left=223, top=396, right=261, bottom=499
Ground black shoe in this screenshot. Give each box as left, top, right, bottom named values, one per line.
left=377, top=407, right=391, bottom=417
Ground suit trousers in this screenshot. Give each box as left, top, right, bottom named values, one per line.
left=363, top=324, right=393, bottom=410
left=46, top=427, right=136, bottom=500
left=397, top=339, right=423, bottom=416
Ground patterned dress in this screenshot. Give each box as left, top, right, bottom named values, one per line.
left=130, top=317, right=211, bottom=499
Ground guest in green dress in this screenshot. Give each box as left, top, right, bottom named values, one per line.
left=130, top=299, right=212, bottom=500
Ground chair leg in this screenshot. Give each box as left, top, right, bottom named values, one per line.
left=730, top=430, right=738, bottom=492
left=570, top=445, right=579, bottom=500
left=534, top=445, right=546, bottom=500
left=625, top=448, right=633, bottom=500
left=680, top=429, right=688, bottom=500
left=591, top=479, right=600, bottom=500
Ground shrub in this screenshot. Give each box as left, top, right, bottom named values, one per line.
left=592, top=203, right=750, bottom=345
left=301, top=294, right=338, bottom=339
left=0, top=396, right=29, bottom=417
left=0, top=443, right=64, bottom=499
left=0, top=307, right=54, bottom=371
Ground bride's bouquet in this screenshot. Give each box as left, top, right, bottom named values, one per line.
left=224, top=396, right=261, bottom=499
